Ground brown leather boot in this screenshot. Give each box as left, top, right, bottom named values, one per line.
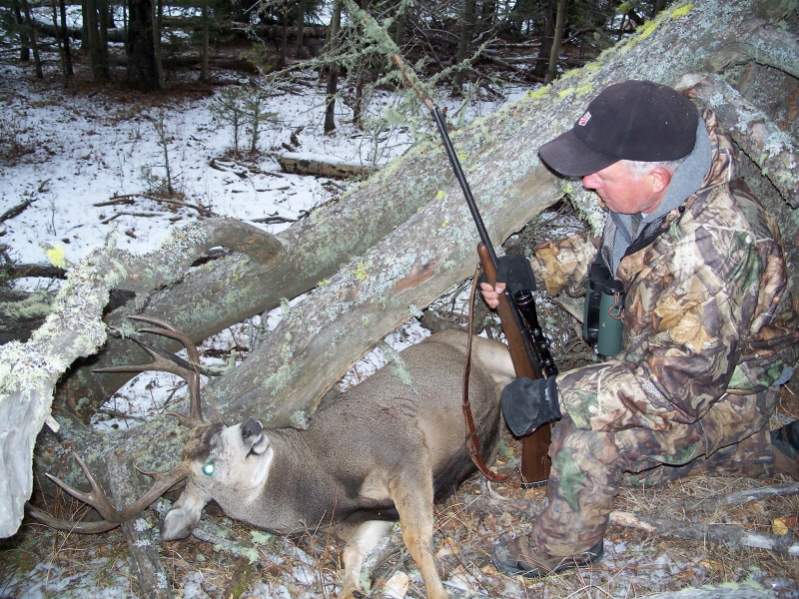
left=772, top=421, right=799, bottom=479
left=492, top=534, right=604, bottom=578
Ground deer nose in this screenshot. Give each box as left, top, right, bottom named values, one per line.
left=241, top=418, right=263, bottom=440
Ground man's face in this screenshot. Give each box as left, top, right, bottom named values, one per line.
left=582, top=161, right=662, bottom=215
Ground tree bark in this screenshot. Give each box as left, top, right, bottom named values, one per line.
left=19, top=0, right=42, bottom=78
left=453, top=0, right=477, bottom=95
left=0, top=249, right=126, bottom=537
left=199, top=0, right=210, bottom=82
left=532, top=0, right=555, bottom=80
left=545, top=0, right=567, bottom=83
left=323, top=0, right=342, bottom=135
left=127, top=0, right=163, bottom=90
left=11, top=0, right=799, bottom=540
left=11, top=0, right=30, bottom=62
left=56, top=0, right=74, bottom=78
left=610, top=510, right=799, bottom=556
left=85, top=0, right=110, bottom=82
left=680, top=73, right=799, bottom=206
left=107, top=452, right=173, bottom=599
left=294, top=0, right=306, bottom=57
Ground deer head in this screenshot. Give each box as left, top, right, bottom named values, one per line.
left=159, top=416, right=275, bottom=540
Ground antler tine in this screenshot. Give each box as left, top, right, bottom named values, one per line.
left=26, top=504, right=119, bottom=534
left=30, top=452, right=190, bottom=533
left=128, top=315, right=204, bottom=423
left=127, top=315, right=201, bottom=366
left=45, top=451, right=122, bottom=522
left=95, top=316, right=206, bottom=424
left=111, top=461, right=191, bottom=521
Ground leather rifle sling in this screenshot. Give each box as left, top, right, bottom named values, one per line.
left=462, top=265, right=508, bottom=482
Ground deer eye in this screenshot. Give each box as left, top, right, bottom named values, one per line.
left=202, top=461, right=215, bottom=476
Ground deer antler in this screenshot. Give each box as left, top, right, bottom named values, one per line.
left=28, top=452, right=190, bottom=533
left=30, top=316, right=206, bottom=533
left=95, top=315, right=206, bottom=425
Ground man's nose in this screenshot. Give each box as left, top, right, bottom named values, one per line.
left=582, top=173, right=600, bottom=189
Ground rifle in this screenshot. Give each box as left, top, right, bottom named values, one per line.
left=389, top=54, right=558, bottom=486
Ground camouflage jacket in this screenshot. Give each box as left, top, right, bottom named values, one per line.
left=532, top=111, right=798, bottom=452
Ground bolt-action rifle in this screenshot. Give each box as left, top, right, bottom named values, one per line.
left=389, top=54, right=558, bottom=486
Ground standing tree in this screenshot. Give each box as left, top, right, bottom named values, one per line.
left=452, top=0, right=477, bottom=96
left=211, top=87, right=246, bottom=157
left=126, top=0, right=163, bottom=90
left=545, top=0, right=567, bottom=83
left=84, top=0, right=111, bottom=81
left=10, top=0, right=30, bottom=62
left=533, top=0, right=556, bottom=80
left=51, top=0, right=74, bottom=79
left=18, top=0, right=42, bottom=78
left=324, top=0, right=343, bottom=134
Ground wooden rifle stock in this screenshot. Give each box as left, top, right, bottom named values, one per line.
left=478, top=244, right=551, bottom=486
left=385, top=49, right=552, bottom=485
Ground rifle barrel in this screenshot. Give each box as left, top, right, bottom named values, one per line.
left=430, top=107, right=499, bottom=267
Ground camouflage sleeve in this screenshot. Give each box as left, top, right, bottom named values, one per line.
left=557, top=224, right=766, bottom=434
left=530, top=233, right=599, bottom=296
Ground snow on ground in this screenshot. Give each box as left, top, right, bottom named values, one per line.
left=0, top=61, right=527, bottom=430
left=1, top=62, right=525, bottom=269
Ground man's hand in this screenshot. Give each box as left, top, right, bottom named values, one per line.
left=478, top=255, right=536, bottom=310
left=501, top=377, right=561, bottom=437
left=479, top=281, right=506, bottom=310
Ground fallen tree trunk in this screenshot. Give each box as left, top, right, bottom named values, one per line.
left=4, top=0, right=796, bottom=540
left=273, top=153, right=377, bottom=179
left=58, top=0, right=799, bottom=418
left=0, top=248, right=125, bottom=537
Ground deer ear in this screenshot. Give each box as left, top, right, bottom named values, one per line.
left=161, top=483, right=209, bottom=541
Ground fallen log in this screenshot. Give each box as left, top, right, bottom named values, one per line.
left=272, top=152, right=377, bottom=179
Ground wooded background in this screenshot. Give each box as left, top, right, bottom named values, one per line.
left=1, top=0, right=797, bottom=567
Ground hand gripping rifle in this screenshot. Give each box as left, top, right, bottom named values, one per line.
left=390, top=54, right=557, bottom=486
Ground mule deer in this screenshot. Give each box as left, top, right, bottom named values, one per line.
left=32, top=316, right=515, bottom=599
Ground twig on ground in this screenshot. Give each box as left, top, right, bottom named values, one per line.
left=251, top=213, right=297, bottom=225
left=0, top=198, right=35, bottom=223
left=94, top=196, right=137, bottom=207
left=686, top=481, right=799, bottom=513
left=609, top=510, right=799, bottom=556
left=101, top=211, right=165, bottom=224
left=142, top=193, right=216, bottom=217
left=2, top=263, right=66, bottom=279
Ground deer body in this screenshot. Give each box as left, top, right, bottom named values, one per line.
left=35, top=321, right=514, bottom=599
left=164, top=330, right=514, bottom=599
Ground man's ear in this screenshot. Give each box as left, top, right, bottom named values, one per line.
left=648, top=166, right=673, bottom=195
left=161, top=482, right=209, bottom=541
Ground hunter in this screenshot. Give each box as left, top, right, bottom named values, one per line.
left=480, top=80, right=799, bottom=577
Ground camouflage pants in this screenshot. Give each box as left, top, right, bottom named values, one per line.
left=530, top=399, right=777, bottom=557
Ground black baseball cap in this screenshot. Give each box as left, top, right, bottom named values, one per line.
left=539, top=80, right=698, bottom=177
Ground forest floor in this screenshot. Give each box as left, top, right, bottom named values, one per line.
left=1, top=58, right=799, bottom=598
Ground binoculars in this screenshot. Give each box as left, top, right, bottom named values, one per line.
left=583, top=260, right=625, bottom=358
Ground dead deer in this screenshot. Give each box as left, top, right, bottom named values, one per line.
left=30, top=315, right=515, bottom=599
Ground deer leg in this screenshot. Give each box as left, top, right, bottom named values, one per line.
left=389, top=464, right=448, bottom=599
left=338, top=519, right=394, bottom=599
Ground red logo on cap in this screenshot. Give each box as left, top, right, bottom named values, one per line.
left=578, top=111, right=592, bottom=126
